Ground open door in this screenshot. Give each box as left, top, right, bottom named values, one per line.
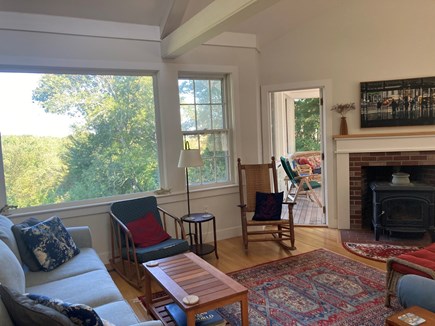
left=269, top=88, right=326, bottom=226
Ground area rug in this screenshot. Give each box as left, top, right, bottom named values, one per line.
left=342, top=242, right=421, bottom=262
left=138, top=249, right=401, bottom=325
left=216, top=249, right=400, bottom=326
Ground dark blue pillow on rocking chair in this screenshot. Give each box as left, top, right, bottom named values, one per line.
left=252, top=191, right=284, bottom=221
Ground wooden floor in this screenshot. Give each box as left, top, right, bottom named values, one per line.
left=110, top=227, right=386, bottom=321
left=286, top=187, right=325, bottom=225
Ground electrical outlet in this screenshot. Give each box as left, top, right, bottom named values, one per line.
left=204, top=206, right=209, bottom=213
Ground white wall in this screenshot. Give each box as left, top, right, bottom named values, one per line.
left=259, top=0, right=435, bottom=228
left=0, top=14, right=262, bottom=262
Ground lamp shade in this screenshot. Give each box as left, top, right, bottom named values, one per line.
left=178, top=149, right=203, bottom=168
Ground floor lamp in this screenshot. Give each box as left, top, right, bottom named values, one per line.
left=178, top=141, right=203, bottom=216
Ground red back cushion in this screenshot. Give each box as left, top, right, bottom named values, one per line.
left=127, top=212, right=170, bottom=248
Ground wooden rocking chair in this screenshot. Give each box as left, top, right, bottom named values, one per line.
left=237, top=157, right=296, bottom=250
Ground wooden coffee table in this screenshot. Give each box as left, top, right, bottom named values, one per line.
left=143, top=252, right=248, bottom=325
left=386, top=306, right=435, bottom=325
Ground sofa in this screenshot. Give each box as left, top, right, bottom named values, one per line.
left=0, top=214, right=162, bottom=326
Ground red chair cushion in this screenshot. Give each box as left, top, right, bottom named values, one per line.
left=391, top=243, right=435, bottom=278
left=127, top=212, right=170, bottom=248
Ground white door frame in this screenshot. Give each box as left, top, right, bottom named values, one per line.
left=260, top=79, right=336, bottom=228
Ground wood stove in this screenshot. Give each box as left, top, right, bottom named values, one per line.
left=370, top=181, right=435, bottom=241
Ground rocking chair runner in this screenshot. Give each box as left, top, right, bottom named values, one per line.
left=237, top=157, right=296, bottom=250
left=280, top=156, right=322, bottom=208
left=109, top=196, right=189, bottom=289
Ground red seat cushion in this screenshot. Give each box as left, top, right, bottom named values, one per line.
left=127, top=212, right=170, bottom=248
left=391, top=243, right=435, bottom=278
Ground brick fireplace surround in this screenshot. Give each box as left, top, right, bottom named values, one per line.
left=334, top=132, right=435, bottom=230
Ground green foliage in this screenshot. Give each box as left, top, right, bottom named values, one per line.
left=4, top=74, right=159, bottom=208
left=2, top=136, right=68, bottom=207
left=294, top=98, right=321, bottom=152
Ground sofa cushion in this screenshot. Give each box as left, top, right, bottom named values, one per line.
left=0, top=214, right=22, bottom=264
left=0, top=240, right=25, bottom=293
left=28, top=293, right=104, bottom=326
left=0, top=284, right=73, bottom=326
left=21, top=216, right=80, bottom=271
left=11, top=217, right=42, bottom=271
left=131, top=238, right=189, bottom=263
left=26, top=270, right=123, bottom=308
left=94, top=300, right=142, bottom=326
left=391, top=243, right=435, bottom=278
left=26, top=248, right=107, bottom=288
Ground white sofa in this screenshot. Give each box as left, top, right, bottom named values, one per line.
left=0, top=214, right=162, bottom=326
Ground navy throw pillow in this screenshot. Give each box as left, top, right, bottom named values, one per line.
left=27, top=294, right=104, bottom=326
left=11, top=217, right=42, bottom=271
left=252, top=192, right=284, bottom=221
left=21, top=216, right=80, bottom=271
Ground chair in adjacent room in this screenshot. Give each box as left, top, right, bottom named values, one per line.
left=109, top=196, right=189, bottom=289
left=280, top=156, right=322, bottom=208
left=237, top=156, right=296, bottom=251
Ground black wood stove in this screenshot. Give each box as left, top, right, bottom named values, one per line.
left=370, top=181, right=435, bottom=241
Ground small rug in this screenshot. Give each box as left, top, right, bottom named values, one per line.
left=342, top=242, right=421, bottom=262
left=216, top=249, right=400, bottom=326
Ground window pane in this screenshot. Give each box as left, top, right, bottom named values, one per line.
left=196, top=105, right=211, bottom=130
left=194, top=80, right=210, bottom=104
left=200, top=134, right=213, bottom=158
left=180, top=104, right=196, bottom=131
left=178, top=79, right=194, bottom=104
left=202, top=158, right=215, bottom=184
left=211, top=80, right=222, bottom=103
left=212, top=105, right=224, bottom=129
left=0, top=72, right=159, bottom=208
left=216, top=157, right=229, bottom=182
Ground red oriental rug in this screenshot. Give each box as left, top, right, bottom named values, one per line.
left=216, top=249, right=400, bottom=326
left=342, top=242, right=421, bottom=262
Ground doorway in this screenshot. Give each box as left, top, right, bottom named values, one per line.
left=269, top=88, right=325, bottom=226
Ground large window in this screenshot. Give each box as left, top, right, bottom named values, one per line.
left=178, top=76, right=231, bottom=186
left=0, top=72, right=159, bottom=209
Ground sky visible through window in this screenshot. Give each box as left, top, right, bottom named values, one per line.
left=0, top=72, right=78, bottom=137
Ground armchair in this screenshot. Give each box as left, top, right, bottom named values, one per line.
left=109, top=196, right=189, bottom=289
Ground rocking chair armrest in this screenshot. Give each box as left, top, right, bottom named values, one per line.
left=157, top=206, right=187, bottom=239
left=109, top=212, right=134, bottom=240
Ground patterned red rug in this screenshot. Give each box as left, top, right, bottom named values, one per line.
left=342, top=242, right=421, bottom=262
left=216, top=249, right=400, bottom=325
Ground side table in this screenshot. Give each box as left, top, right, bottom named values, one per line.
left=182, top=212, right=218, bottom=259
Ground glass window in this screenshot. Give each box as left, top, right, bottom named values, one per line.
left=0, top=72, right=159, bottom=209
left=178, top=76, right=231, bottom=186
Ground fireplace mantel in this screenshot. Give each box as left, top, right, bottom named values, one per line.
left=334, top=131, right=435, bottom=229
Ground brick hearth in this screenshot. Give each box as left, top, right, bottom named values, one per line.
left=349, top=150, right=435, bottom=229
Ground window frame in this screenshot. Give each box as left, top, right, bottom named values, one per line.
left=0, top=68, right=163, bottom=212
left=178, top=73, right=234, bottom=188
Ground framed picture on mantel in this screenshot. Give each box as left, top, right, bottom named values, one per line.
left=360, top=76, right=435, bottom=128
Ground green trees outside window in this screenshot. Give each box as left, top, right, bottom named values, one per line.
left=1, top=73, right=159, bottom=209
left=294, top=98, right=321, bottom=152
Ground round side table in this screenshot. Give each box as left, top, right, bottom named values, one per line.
left=182, top=212, right=218, bottom=259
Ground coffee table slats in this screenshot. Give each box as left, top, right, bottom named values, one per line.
left=143, top=252, right=248, bottom=325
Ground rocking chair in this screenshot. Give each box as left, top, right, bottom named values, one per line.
left=109, top=196, right=189, bottom=289
left=237, top=157, right=296, bottom=250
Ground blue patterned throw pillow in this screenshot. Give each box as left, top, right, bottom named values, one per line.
left=27, top=294, right=104, bottom=326
left=21, top=216, right=80, bottom=271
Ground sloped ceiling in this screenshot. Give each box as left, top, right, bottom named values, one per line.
left=0, top=0, right=342, bottom=58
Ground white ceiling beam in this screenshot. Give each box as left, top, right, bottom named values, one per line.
left=160, top=0, right=190, bottom=39
left=160, top=0, right=281, bottom=59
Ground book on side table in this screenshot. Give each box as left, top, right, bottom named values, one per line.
left=166, top=303, right=226, bottom=326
